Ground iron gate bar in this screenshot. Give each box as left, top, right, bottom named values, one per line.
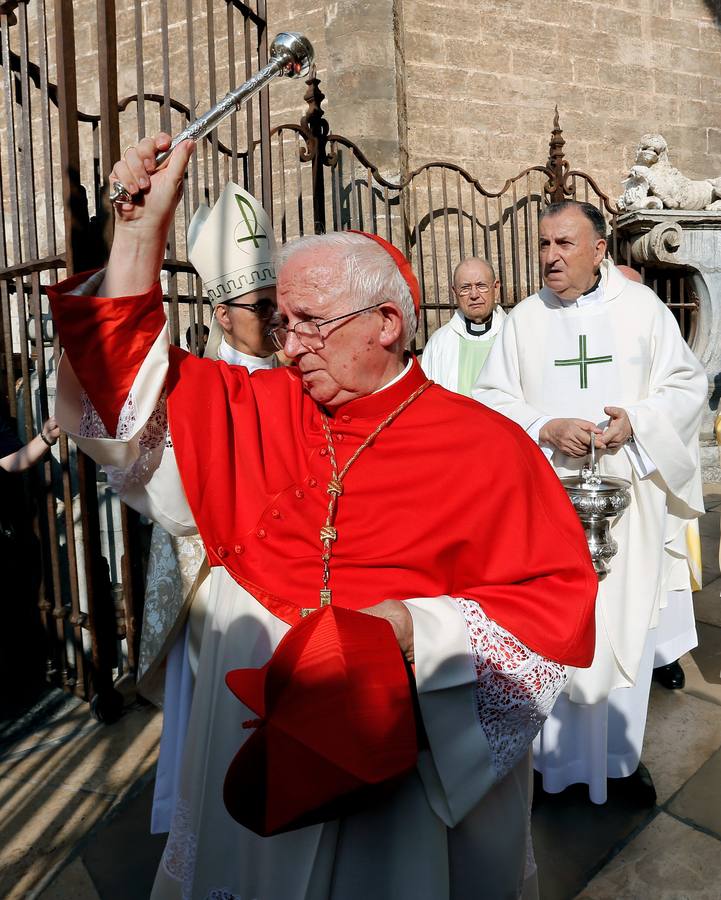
left=44, top=0, right=84, bottom=693
left=133, top=0, right=145, bottom=136
left=1, top=16, right=22, bottom=273
left=455, top=171, right=464, bottom=262
left=227, top=0, right=264, bottom=30
left=510, top=181, right=521, bottom=298
left=243, top=8, right=255, bottom=191
left=203, top=0, right=220, bottom=202
left=226, top=2, right=238, bottom=185
left=54, top=0, right=114, bottom=704
left=96, top=0, right=146, bottom=684
left=36, top=0, right=58, bottom=265
left=256, top=0, right=271, bottom=216
left=96, top=0, right=120, bottom=253
left=440, top=168, right=451, bottom=293
left=182, top=0, right=203, bottom=355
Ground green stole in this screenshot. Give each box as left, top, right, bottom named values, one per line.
left=457, top=334, right=496, bottom=397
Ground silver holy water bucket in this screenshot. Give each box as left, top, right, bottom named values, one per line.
left=559, top=435, right=631, bottom=580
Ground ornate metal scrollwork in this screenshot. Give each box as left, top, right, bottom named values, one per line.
left=543, top=106, right=573, bottom=203
left=298, top=66, right=336, bottom=168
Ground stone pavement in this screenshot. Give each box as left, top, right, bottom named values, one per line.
left=2, top=491, right=720, bottom=900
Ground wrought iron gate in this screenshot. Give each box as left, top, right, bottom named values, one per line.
left=0, top=0, right=274, bottom=718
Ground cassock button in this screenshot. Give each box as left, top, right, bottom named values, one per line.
left=335, top=433, right=344, bottom=442
left=271, top=509, right=281, bottom=519
left=341, top=414, right=351, bottom=423
left=295, top=489, right=304, bottom=499
left=217, top=546, right=228, bottom=559
left=319, top=448, right=328, bottom=457
left=234, top=544, right=245, bottom=555
left=308, top=477, right=317, bottom=488
left=257, top=528, right=267, bottom=539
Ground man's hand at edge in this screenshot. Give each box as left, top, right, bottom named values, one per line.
left=602, top=406, right=633, bottom=449
left=539, top=417, right=605, bottom=458
left=101, top=134, right=195, bottom=298
left=359, top=600, right=414, bottom=664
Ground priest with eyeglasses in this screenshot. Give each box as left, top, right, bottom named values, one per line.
left=421, top=257, right=506, bottom=396
left=48, top=134, right=597, bottom=900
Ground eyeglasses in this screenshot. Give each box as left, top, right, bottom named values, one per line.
left=267, top=302, right=384, bottom=351
left=455, top=282, right=492, bottom=296
left=222, top=297, right=276, bottom=318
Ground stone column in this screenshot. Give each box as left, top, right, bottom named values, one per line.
left=322, top=0, right=405, bottom=176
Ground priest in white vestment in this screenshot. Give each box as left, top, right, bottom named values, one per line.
left=421, top=257, right=506, bottom=395
left=49, top=135, right=600, bottom=898
left=475, top=200, right=706, bottom=805
left=138, top=184, right=280, bottom=832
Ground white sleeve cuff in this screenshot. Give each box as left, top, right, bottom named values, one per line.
left=527, top=415, right=554, bottom=460
left=402, top=596, right=496, bottom=827
left=624, top=434, right=657, bottom=477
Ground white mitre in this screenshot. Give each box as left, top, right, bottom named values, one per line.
left=187, top=182, right=276, bottom=360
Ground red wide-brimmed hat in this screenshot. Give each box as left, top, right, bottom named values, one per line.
left=223, top=605, right=418, bottom=837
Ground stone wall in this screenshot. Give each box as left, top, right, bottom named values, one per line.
left=401, top=0, right=721, bottom=199
left=4, top=0, right=721, bottom=256
left=262, top=0, right=721, bottom=200
left=20, top=0, right=721, bottom=201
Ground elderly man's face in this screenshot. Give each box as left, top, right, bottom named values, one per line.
left=452, top=259, right=499, bottom=324
left=539, top=209, right=606, bottom=301
left=276, top=249, right=403, bottom=409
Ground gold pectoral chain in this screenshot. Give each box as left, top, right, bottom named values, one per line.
left=299, top=379, right=432, bottom=618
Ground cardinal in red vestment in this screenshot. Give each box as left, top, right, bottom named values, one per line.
left=48, top=134, right=597, bottom=900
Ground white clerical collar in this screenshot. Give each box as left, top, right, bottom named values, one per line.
left=450, top=307, right=503, bottom=340
left=373, top=357, right=413, bottom=395
left=557, top=279, right=605, bottom=309
left=217, top=337, right=276, bottom=371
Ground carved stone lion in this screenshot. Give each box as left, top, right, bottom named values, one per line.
left=618, top=134, right=721, bottom=212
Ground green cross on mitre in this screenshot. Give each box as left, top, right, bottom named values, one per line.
left=234, top=193, right=268, bottom=249
left=554, top=334, right=613, bottom=389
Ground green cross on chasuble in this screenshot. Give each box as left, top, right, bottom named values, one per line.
left=554, top=334, right=613, bottom=389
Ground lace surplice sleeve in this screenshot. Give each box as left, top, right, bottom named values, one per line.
left=456, top=598, right=567, bottom=782
left=403, top=593, right=567, bottom=828
left=78, top=385, right=175, bottom=498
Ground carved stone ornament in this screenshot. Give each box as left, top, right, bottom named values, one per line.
left=618, top=134, right=721, bottom=212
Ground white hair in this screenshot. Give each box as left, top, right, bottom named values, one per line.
left=275, top=232, right=418, bottom=349
left=452, top=256, right=496, bottom=284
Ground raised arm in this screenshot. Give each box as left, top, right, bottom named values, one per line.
left=102, top=134, right=195, bottom=298
left=47, top=135, right=198, bottom=534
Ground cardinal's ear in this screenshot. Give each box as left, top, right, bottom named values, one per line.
left=377, top=302, right=404, bottom=348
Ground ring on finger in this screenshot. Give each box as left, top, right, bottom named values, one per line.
left=109, top=180, right=133, bottom=205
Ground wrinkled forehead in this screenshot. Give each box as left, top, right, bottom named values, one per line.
left=276, top=250, right=348, bottom=315
left=454, top=259, right=494, bottom=287
left=539, top=209, right=594, bottom=242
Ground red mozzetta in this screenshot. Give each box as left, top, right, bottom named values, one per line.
left=49, top=277, right=598, bottom=667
